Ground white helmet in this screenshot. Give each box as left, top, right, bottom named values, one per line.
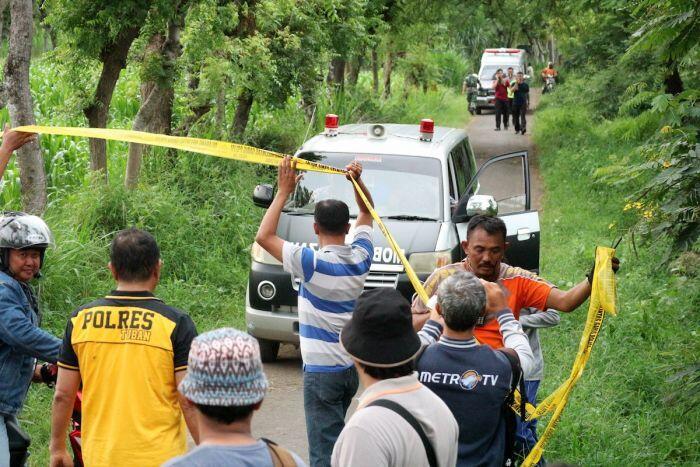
left=0, top=212, right=54, bottom=269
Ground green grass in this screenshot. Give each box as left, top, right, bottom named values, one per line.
left=531, top=88, right=700, bottom=465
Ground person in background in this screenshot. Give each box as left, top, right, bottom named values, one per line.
left=415, top=272, right=534, bottom=466
left=165, top=328, right=306, bottom=467
left=50, top=228, right=199, bottom=467
left=516, top=307, right=560, bottom=463
left=332, top=288, right=458, bottom=467
left=541, top=62, right=558, bottom=84
left=462, top=74, right=480, bottom=114
left=511, top=71, right=530, bottom=135
left=526, top=63, right=535, bottom=79
left=506, top=67, right=516, bottom=127
left=0, top=213, right=61, bottom=466
left=493, top=69, right=510, bottom=131
left=255, top=157, right=374, bottom=467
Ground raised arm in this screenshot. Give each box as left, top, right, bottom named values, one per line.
left=346, top=161, right=373, bottom=228
left=0, top=125, right=37, bottom=180
left=254, top=156, right=301, bottom=262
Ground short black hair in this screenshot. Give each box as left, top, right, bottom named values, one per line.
left=507, top=66, right=513, bottom=70
left=110, top=228, right=160, bottom=282
left=314, top=199, right=350, bottom=235
left=467, top=215, right=507, bottom=242
left=194, top=403, right=256, bottom=425
left=496, top=68, right=503, bottom=72
left=359, top=361, right=414, bottom=380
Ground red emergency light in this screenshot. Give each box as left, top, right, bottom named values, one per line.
left=420, top=119, right=434, bottom=141
left=325, top=114, right=339, bottom=136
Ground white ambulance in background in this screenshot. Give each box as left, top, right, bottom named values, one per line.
left=475, top=48, right=528, bottom=114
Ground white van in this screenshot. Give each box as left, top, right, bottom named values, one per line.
left=246, top=117, right=541, bottom=361
left=476, top=48, right=528, bottom=114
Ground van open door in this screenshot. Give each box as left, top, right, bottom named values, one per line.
left=452, top=150, right=540, bottom=272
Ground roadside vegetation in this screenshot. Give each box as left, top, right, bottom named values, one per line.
left=531, top=0, right=699, bottom=462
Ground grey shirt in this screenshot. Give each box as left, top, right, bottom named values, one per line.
left=331, top=374, right=459, bottom=467
left=163, top=441, right=306, bottom=467
left=518, top=307, right=560, bottom=380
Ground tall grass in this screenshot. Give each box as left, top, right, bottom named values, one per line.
left=532, top=85, right=699, bottom=464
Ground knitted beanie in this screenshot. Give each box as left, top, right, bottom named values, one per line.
left=179, top=328, right=268, bottom=406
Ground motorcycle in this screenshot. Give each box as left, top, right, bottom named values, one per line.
left=543, top=75, right=556, bottom=94
left=7, top=363, right=84, bottom=467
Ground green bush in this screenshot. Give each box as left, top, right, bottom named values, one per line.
left=533, top=76, right=700, bottom=465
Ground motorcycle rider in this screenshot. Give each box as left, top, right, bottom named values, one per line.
left=463, top=73, right=480, bottom=114
left=541, top=62, right=558, bottom=93
left=0, top=212, right=62, bottom=466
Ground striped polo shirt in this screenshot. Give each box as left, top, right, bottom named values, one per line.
left=282, top=225, right=373, bottom=372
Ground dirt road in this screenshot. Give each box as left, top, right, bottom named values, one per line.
left=251, top=90, right=544, bottom=462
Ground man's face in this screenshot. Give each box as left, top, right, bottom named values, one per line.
left=508, top=68, right=513, bottom=75
left=461, top=228, right=506, bottom=280
left=8, top=248, right=41, bottom=282
left=517, top=74, right=524, bottom=83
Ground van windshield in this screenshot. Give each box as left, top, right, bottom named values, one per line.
left=284, top=152, right=443, bottom=220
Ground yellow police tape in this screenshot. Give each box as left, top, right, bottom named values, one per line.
left=521, top=246, right=617, bottom=467
left=15, top=125, right=430, bottom=304
left=15, top=125, right=616, bottom=463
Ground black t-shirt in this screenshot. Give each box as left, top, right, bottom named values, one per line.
left=513, top=82, right=530, bottom=106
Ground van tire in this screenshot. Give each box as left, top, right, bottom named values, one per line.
left=257, top=338, right=280, bottom=362
left=476, top=108, right=482, bottom=115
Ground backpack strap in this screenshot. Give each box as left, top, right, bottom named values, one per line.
left=366, top=399, right=438, bottom=467
left=261, top=438, right=297, bottom=467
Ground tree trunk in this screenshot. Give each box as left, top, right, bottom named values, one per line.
left=230, top=90, right=253, bottom=141
left=215, top=85, right=226, bottom=137
left=371, top=48, right=378, bottom=93
left=346, top=55, right=362, bottom=87
left=83, top=25, right=141, bottom=176
left=5, top=0, right=46, bottom=213
left=382, top=51, right=394, bottom=99
left=664, top=60, right=684, bottom=96
left=300, top=82, right=316, bottom=122
left=126, top=13, right=183, bottom=189
left=328, top=57, right=345, bottom=88
left=228, top=0, right=257, bottom=140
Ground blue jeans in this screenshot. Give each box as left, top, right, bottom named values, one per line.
left=515, top=380, right=541, bottom=461
left=303, top=367, right=359, bottom=467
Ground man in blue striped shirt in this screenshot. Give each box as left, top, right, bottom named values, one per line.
left=256, top=156, right=374, bottom=467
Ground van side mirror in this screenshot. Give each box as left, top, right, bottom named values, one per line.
left=253, top=184, right=274, bottom=208
left=452, top=195, right=498, bottom=223
left=467, top=195, right=498, bottom=217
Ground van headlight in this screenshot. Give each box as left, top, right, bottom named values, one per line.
left=251, top=242, right=282, bottom=265
left=408, top=250, right=452, bottom=274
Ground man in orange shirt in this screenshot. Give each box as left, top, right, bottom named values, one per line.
left=412, top=215, right=618, bottom=348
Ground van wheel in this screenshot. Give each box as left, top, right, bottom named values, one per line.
left=476, top=108, right=482, bottom=115
left=257, top=338, right=280, bottom=362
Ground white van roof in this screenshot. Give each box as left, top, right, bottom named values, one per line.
left=296, top=124, right=468, bottom=160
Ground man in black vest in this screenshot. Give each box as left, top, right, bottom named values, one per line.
left=415, top=271, right=534, bottom=467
